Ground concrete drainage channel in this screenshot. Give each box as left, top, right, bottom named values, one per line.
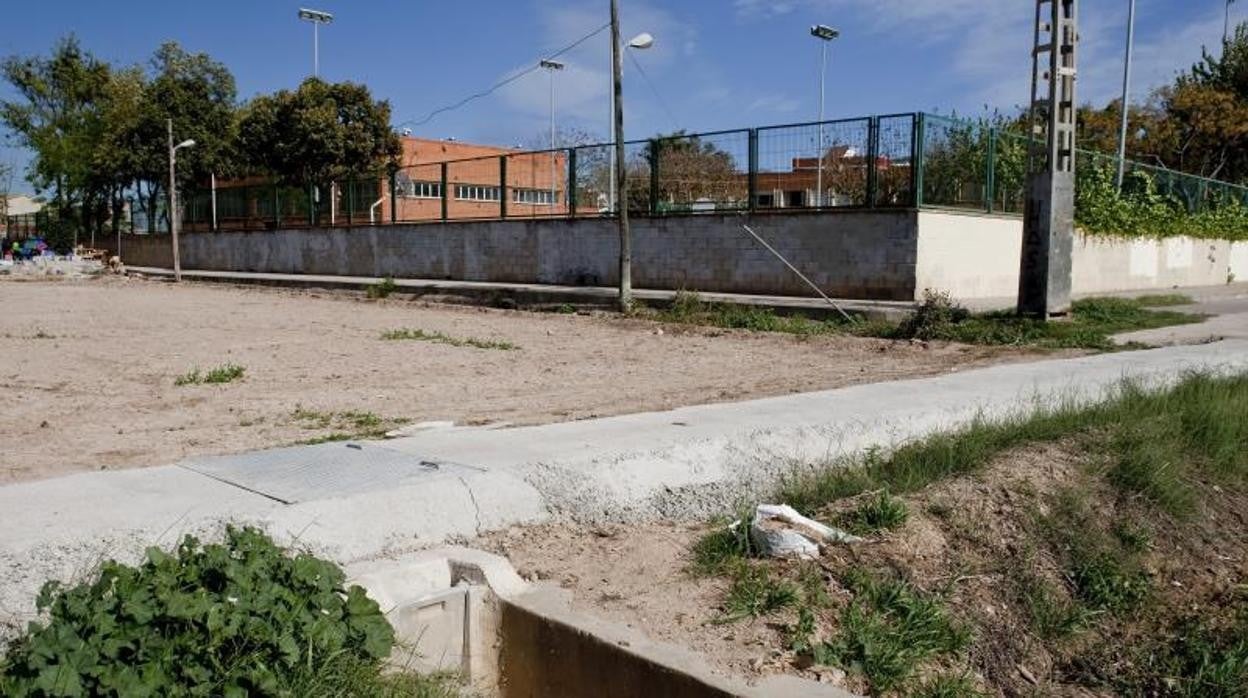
left=347, top=548, right=854, bottom=698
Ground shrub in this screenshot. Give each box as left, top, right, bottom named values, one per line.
left=0, top=527, right=396, bottom=696
left=896, top=290, right=970, bottom=341
left=368, top=277, right=398, bottom=299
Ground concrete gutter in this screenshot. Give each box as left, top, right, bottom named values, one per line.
left=125, top=266, right=916, bottom=322
left=3, top=340, right=1247, bottom=631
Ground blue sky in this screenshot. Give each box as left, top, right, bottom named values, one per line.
left=1, top=0, right=1240, bottom=194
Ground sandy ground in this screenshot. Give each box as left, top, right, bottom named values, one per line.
left=0, top=276, right=1041, bottom=483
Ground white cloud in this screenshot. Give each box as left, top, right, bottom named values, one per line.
left=748, top=93, right=802, bottom=114
left=736, top=0, right=1226, bottom=114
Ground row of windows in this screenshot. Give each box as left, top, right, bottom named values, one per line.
left=398, top=181, right=561, bottom=206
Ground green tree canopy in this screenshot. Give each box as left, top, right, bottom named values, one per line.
left=237, top=78, right=400, bottom=186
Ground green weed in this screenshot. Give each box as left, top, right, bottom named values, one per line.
left=689, top=507, right=756, bottom=576
left=367, top=276, right=398, bottom=299
left=292, top=408, right=399, bottom=444
left=381, top=328, right=517, bottom=351
left=817, top=570, right=969, bottom=694
left=716, top=562, right=798, bottom=623
left=1133, top=293, right=1194, bottom=307
left=175, top=363, right=245, bottom=386
left=911, top=673, right=987, bottom=698
left=839, top=490, right=909, bottom=535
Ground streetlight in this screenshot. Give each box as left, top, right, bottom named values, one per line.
left=167, top=118, right=195, bottom=282
left=810, top=24, right=839, bottom=208
left=298, top=8, right=334, bottom=78
left=1116, top=0, right=1135, bottom=191
left=607, top=32, right=655, bottom=213
left=540, top=59, right=565, bottom=212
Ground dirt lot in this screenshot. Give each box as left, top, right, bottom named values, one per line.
left=0, top=276, right=1042, bottom=483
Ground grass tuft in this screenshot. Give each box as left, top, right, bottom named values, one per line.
left=816, top=570, right=969, bottom=693
left=381, top=328, right=517, bottom=351
left=367, top=277, right=398, bottom=299
left=839, top=490, right=909, bottom=535
left=175, top=363, right=245, bottom=386
left=717, top=562, right=798, bottom=623
left=291, top=408, right=402, bottom=444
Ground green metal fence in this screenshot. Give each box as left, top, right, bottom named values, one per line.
left=917, top=112, right=1248, bottom=216
left=140, top=110, right=1248, bottom=233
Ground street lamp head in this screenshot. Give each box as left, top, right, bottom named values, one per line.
left=176, top=139, right=196, bottom=150
left=298, top=8, right=334, bottom=24
left=810, top=24, right=839, bottom=41
left=539, top=59, right=566, bottom=70
left=627, top=32, right=655, bottom=49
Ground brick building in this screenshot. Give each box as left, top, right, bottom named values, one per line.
left=187, top=136, right=569, bottom=231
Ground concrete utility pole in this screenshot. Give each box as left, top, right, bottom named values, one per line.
left=1019, top=0, right=1078, bottom=319
left=611, top=0, right=631, bottom=311
left=1115, top=0, right=1135, bottom=190
left=167, top=119, right=195, bottom=283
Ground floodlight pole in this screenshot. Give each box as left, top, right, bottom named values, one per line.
left=298, top=9, right=334, bottom=78
left=1115, top=0, right=1135, bottom=191
left=810, top=25, right=839, bottom=208
left=541, top=60, right=565, bottom=212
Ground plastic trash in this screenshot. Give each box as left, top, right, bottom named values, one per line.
left=746, top=504, right=862, bottom=559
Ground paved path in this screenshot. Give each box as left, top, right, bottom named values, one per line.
left=1115, top=291, right=1248, bottom=345
left=3, top=339, right=1248, bottom=630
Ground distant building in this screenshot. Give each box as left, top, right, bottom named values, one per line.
left=1, top=195, right=45, bottom=238
left=188, top=136, right=569, bottom=231
left=752, top=146, right=910, bottom=209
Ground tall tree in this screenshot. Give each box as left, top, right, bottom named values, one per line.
left=237, top=78, right=400, bottom=188
left=132, top=42, right=238, bottom=231
left=0, top=36, right=112, bottom=245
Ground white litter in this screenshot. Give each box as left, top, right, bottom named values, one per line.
left=746, top=504, right=862, bottom=559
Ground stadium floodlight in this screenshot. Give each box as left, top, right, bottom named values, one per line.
left=810, top=24, right=839, bottom=41
left=298, top=8, right=335, bottom=77
left=810, top=25, right=839, bottom=207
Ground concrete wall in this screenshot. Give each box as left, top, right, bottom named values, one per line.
left=119, top=211, right=921, bottom=300
left=916, top=210, right=1241, bottom=301
left=1230, top=241, right=1248, bottom=283
left=118, top=210, right=1243, bottom=302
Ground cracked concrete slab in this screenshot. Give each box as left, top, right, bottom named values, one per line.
left=3, top=340, right=1247, bottom=633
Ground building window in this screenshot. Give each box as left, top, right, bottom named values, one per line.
left=512, top=189, right=559, bottom=206
left=786, top=190, right=806, bottom=208
left=400, top=181, right=442, bottom=199
left=455, top=185, right=501, bottom=202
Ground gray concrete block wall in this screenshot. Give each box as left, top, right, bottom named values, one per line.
left=118, top=211, right=921, bottom=300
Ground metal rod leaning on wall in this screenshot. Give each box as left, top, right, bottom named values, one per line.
left=738, top=223, right=855, bottom=323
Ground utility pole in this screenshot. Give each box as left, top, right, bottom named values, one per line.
left=1019, top=0, right=1078, bottom=319
left=611, top=0, right=631, bottom=312
left=1115, top=0, right=1135, bottom=190
left=167, top=119, right=181, bottom=282
left=167, top=119, right=195, bottom=283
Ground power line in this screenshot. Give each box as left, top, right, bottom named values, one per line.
left=627, top=49, right=680, bottom=132
left=399, top=23, right=610, bottom=128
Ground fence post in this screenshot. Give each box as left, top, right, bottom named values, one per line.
left=649, top=139, right=660, bottom=216
left=986, top=127, right=997, bottom=214
left=866, top=117, right=879, bottom=208
left=389, top=170, right=398, bottom=223
left=274, top=183, right=281, bottom=229
left=440, top=162, right=449, bottom=222
left=913, top=113, right=925, bottom=209
left=347, top=176, right=355, bottom=225
left=748, top=129, right=759, bottom=213
left=568, top=148, right=578, bottom=219
left=307, top=185, right=316, bottom=227
left=499, top=155, right=508, bottom=219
